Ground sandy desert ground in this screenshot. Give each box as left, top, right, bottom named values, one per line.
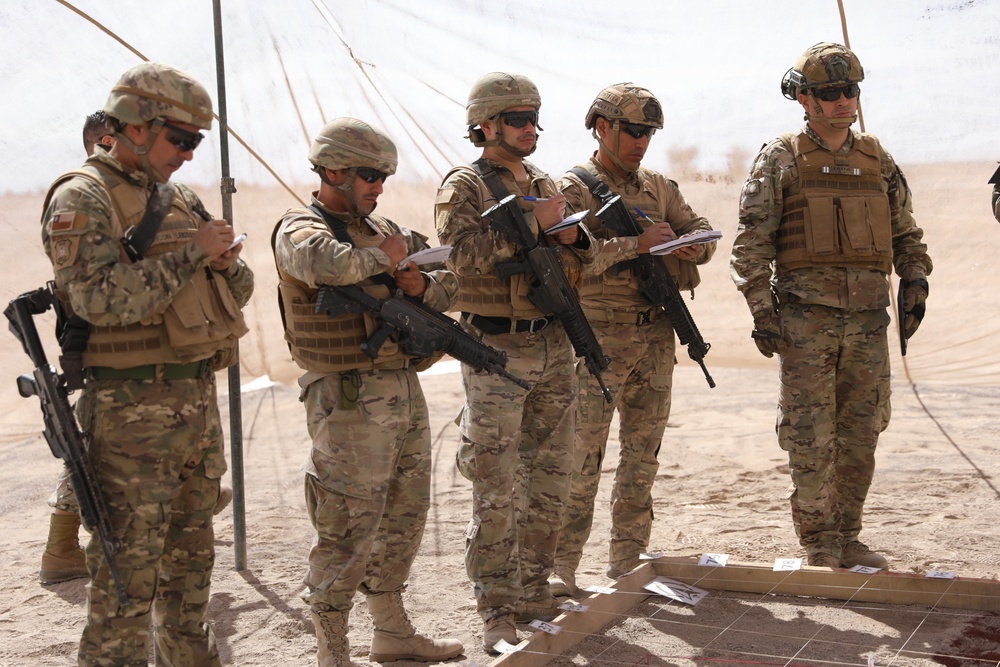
left=1, top=161, right=998, bottom=666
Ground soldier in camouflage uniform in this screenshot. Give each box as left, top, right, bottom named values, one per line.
left=990, top=165, right=1000, bottom=223
left=730, top=43, right=932, bottom=569
left=40, top=110, right=233, bottom=587
left=272, top=117, right=463, bottom=667
left=40, top=62, right=254, bottom=666
left=551, top=84, right=716, bottom=595
left=435, top=72, right=598, bottom=653
left=37, top=111, right=116, bottom=587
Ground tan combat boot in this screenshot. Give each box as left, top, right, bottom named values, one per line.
left=482, top=614, right=518, bottom=654
left=549, top=566, right=583, bottom=598
left=311, top=609, right=354, bottom=667
left=366, top=591, right=463, bottom=663
left=841, top=541, right=889, bottom=569
left=39, top=512, right=88, bottom=584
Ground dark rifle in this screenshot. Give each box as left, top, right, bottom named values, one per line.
left=595, top=195, right=715, bottom=388
left=481, top=195, right=613, bottom=402
left=5, top=284, right=128, bottom=605
left=315, top=284, right=530, bottom=390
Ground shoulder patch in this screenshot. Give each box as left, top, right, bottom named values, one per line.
left=435, top=186, right=457, bottom=205
left=49, top=210, right=86, bottom=234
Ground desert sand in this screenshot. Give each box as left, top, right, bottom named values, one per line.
left=1, top=162, right=998, bottom=666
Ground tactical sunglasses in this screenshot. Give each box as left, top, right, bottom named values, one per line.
left=620, top=122, right=656, bottom=140
left=356, top=167, right=389, bottom=184
left=162, top=122, right=204, bottom=152
left=498, top=110, right=539, bottom=129
left=812, top=83, right=861, bottom=102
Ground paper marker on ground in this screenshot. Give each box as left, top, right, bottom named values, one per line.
left=584, top=584, right=616, bottom=595
left=493, top=638, right=528, bottom=654
left=698, top=553, right=729, bottom=567
left=559, top=601, right=589, bottom=613
left=529, top=619, right=561, bottom=635
left=927, top=570, right=957, bottom=579
left=773, top=558, right=803, bottom=571
left=643, top=577, right=709, bottom=606
left=849, top=565, right=882, bottom=574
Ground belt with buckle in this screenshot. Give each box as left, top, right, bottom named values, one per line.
left=88, top=360, right=210, bottom=381
left=464, top=313, right=551, bottom=335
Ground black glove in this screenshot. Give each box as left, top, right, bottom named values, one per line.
left=751, top=310, right=787, bottom=358
left=901, top=278, right=928, bottom=339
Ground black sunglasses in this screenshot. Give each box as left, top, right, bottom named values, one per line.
left=620, top=122, right=656, bottom=140
left=356, top=167, right=389, bottom=184
left=161, top=122, right=204, bottom=152
left=498, top=110, right=539, bottom=129
left=812, top=83, right=861, bottom=102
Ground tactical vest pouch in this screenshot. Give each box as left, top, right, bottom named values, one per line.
left=162, top=271, right=248, bottom=362
left=803, top=193, right=891, bottom=260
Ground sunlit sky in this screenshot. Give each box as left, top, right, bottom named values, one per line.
left=3, top=0, right=999, bottom=193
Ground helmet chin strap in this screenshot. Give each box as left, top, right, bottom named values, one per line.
left=594, top=121, right=634, bottom=174
left=114, top=124, right=170, bottom=183
left=805, top=93, right=858, bottom=131
left=497, top=138, right=535, bottom=158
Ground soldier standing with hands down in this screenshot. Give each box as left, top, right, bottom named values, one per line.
left=272, top=118, right=463, bottom=667
left=730, top=43, right=932, bottom=569
left=41, top=62, right=253, bottom=666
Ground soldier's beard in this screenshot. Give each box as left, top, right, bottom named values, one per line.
left=807, top=98, right=858, bottom=131
left=498, top=138, right=536, bottom=158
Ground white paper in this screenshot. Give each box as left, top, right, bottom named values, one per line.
left=649, top=229, right=722, bottom=255
left=543, top=210, right=590, bottom=235
left=849, top=565, right=882, bottom=574
left=698, top=553, right=729, bottom=567
left=583, top=585, right=616, bottom=595
left=643, top=576, right=709, bottom=606
left=401, top=244, right=452, bottom=266
left=528, top=619, right=561, bottom=635
left=773, top=558, right=803, bottom=571
left=227, top=232, right=247, bottom=250
left=558, top=601, right=589, bottom=613
left=926, top=570, right=957, bottom=579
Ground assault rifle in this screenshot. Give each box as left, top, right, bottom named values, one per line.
left=595, top=195, right=715, bottom=388
left=481, top=195, right=613, bottom=402
left=315, top=284, right=530, bottom=390
left=5, top=284, right=128, bottom=605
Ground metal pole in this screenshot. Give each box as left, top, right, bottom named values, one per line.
left=212, top=0, right=247, bottom=571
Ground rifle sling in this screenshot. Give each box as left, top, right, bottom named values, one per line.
left=122, top=182, right=176, bottom=260
left=569, top=166, right=639, bottom=275
left=307, top=204, right=396, bottom=290
left=471, top=159, right=543, bottom=245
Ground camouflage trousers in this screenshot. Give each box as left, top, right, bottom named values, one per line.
left=554, top=316, right=676, bottom=573
left=456, top=322, right=575, bottom=621
left=300, top=366, right=431, bottom=612
left=75, top=373, right=226, bottom=667
left=49, top=464, right=80, bottom=513
left=777, top=304, right=891, bottom=557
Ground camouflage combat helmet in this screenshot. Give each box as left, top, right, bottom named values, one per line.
left=104, top=62, right=214, bottom=130
left=584, top=83, right=664, bottom=130
left=466, top=72, right=541, bottom=128
left=308, top=117, right=398, bottom=175
left=781, top=42, right=864, bottom=100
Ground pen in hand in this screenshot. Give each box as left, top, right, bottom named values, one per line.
left=523, top=196, right=549, bottom=202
